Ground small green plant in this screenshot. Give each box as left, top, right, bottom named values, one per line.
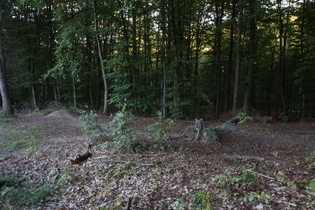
left=80, top=110, right=105, bottom=142
left=243, top=191, right=271, bottom=204
left=275, top=171, right=297, bottom=189
left=27, top=126, right=53, bottom=131
left=205, top=126, right=220, bottom=141
left=213, top=167, right=259, bottom=193
left=25, top=147, right=42, bottom=156
left=272, top=151, right=279, bottom=157
left=147, top=111, right=173, bottom=141
left=236, top=112, right=253, bottom=124
left=302, top=179, right=315, bottom=207
left=0, top=176, right=58, bottom=207
left=0, top=113, right=9, bottom=125
left=173, top=190, right=214, bottom=210
left=2, top=128, right=48, bottom=151
left=306, top=151, right=315, bottom=170
left=279, top=113, right=288, bottom=123
left=106, top=104, right=138, bottom=151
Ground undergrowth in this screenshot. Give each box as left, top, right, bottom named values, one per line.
left=236, top=112, right=253, bottom=124
left=147, top=111, right=173, bottom=141
left=79, top=110, right=105, bottom=142
left=102, top=104, right=140, bottom=152
left=0, top=176, right=58, bottom=208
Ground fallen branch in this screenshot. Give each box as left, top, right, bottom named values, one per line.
left=71, top=151, right=92, bottom=164
left=276, top=200, right=297, bottom=207
left=223, top=155, right=266, bottom=162
left=180, top=126, right=193, bottom=137
left=246, top=169, right=275, bottom=180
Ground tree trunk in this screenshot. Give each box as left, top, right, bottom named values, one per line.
left=160, top=0, right=167, bottom=116
left=72, top=75, right=77, bottom=109
left=0, top=56, right=14, bottom=116
left=225, top=0, right=236, bottom=112
left=0, top=2, right=14, bottom=116
left=94, top=1, right=108, bottom=115
left=233, top=1, right=243, bottom=112
left=243, top=0, right=256, bottom=113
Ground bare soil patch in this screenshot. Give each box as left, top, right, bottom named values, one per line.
left=0, top=112, right=315, bottom=209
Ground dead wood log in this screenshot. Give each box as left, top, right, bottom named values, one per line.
left=70, top=143, right=94, bottom=165
left=71, top=151, right=92, bottom=164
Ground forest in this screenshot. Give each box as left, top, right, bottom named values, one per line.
left=1, top=1, right=315, bottom=209
left=0, top=0, right=315, bottom=119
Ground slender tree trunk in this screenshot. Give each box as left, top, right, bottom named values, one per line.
left=30, top=60, right=38, bottom=109
left=94, top=2, right=108, bottom=115
left=0, top=2, right=14, bottom=116
left=277, top=0, right=286, bottom=115
left=214, top=0, right=224, bottom=115
left=233, top=1, right=243, bottom=112
left=0, top=57, right=14, bottom=115
left=243, top=0, right=256, bottom=112
left=72, top=75, right=77, bottom=109
left=160, top=0, right=167, bottom=116
left=225, top=0, right=236, bottom=112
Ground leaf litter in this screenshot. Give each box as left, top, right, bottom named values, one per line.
left=0, top=111, right=315, bottom=209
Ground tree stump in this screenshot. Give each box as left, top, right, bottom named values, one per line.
left=194, top=119, right=220, bottom=145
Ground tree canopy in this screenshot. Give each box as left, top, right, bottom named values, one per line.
left=0, top=0, right=314, bottom=120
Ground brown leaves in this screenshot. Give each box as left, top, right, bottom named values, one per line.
left=0, top=114, right=315, bottom=209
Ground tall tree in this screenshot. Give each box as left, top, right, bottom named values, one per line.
left=233, top=0, right=243, bottom=112
left=243, top=0, right=257, bottom=112
left=94, top=0, right=108, bottom=115
left=0, top=1, right=14, bottom=115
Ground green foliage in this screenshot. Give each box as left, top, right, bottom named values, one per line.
left=105, top=105, right=138, bottom=151
left=205, top=126, right=220, bottom=141
left=1, top=125, right=51, bottom=151
left=79, top=110, right=105, bottom=142
left=303, top=179, right=315, bottom=207
left=306, top=151, right=315, bottom=170
left=147, top=111, right=174, bottom=141
left=236, top=112, right=253, bottom=124
left=107, top=72, right=132, bottom=109
left=0, top=113, right=9, bottom=125
left=0, top=176, right=58, bottom=207
left=0, top=176, right=24, bottom=188
left=243, top=191, right=271, bottom=204
left=213, top=167, right=259, bottom=193
left=173, top=190, right=214, bottom=210
left=25, top=147, right=42, bottom=156
left=278, top=113, right=288, bottom=123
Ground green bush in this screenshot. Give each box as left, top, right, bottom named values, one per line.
left=147, top=111, right=173, bottom=141
left=278, top=113, right=288, bottom=123
left=79, top=110, right=105, bottom=142
left=173, top=190, right=214, bottom=210
left=213, top=167, right=259, bottom=193
left=0, top=176, right=58, bottom=207
left=236, top=112, right=253, bottom=124
left=105, top=105, right=138, bottom=151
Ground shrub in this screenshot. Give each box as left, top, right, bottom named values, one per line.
left=236, top=112, right=253, bottom=124
left=105, top=105, right=138, bottom=151
left=79, top=110, right=105, bottom=142
left=147, top=111, right=173, bottom=141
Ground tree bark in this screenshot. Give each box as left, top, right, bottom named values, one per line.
left=233, top=0, right=243, bottom=112
left=0, top=2, right=14, bottom=116
left=225, top=0, right=236, bottom=112
left=243, top=0, right=256, bottom=112
left=0, top=57, right=14, bottom=116
left=94, top=1, right=108, bottom=115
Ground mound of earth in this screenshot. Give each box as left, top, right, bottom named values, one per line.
left=45, top=110, right=76, bottom=120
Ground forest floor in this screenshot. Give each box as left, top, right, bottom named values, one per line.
left=0, top=110, right=315, bottom=209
